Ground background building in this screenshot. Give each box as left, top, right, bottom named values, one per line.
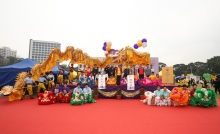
left=0, top=46, right=17, bottom=59
left=28, top=39, right=61, bottom=62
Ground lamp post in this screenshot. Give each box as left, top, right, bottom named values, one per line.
left=190, top=67, right=193, bottom=75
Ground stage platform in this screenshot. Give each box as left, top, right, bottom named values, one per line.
left=65, top=85, right=176, bottom=99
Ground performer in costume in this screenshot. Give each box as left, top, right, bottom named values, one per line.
left=83, top=84, right=96, bottom=103
left=182, top=84, right=190, bottom=104
left=52, top=83, right=62, bottom=95
left=142, top=91, right=155, bottom=105
left=70, top=84, right=84, bottom=105
left=62, top=84, right=70, bottom=95
left=162, top=86, right=171, bottom=106
left=86, top=74, right=95, bottom=85
left=190, top=85, right=217, bottom=108
left=47, top=71, right=55, bottom=90
left=61, top=84, right=71, bottom=103
left=149, top=72, right=156, bottom=80
left=22, top=73, right=36, bottom=100
left=37, top=73, right=47, bottom=93
left=169, top=87, right=189, bottom=106
left=68, top=63, right=74, bottom=82
left=58, top=66, right=64, bottom=84
left=153, top=86, right=163, bottom=106
left=52, top=83, right=63, bottom=103
left=64, top=76, right=70, bottom=84
left=79, top=72, right=86, bottom=85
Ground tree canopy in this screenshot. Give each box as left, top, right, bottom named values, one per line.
left=160, top=56, right=220, bottom=76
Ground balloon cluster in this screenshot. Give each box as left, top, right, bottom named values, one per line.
left=133, top=38, right=147, bottom=49
left=102, top=41, right=112, bottom=51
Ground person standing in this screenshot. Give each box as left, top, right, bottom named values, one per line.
left=68, top=63, right=74, bottom=82
left=112, top=65, right=116, bottom=77
left=22, top=73, right=36, bottom=100
left=144, top=65, right=151, bottom=77
left=58, top=66, right=64, bottom=84
left=109, top=65, right=115, bottom=77
left=47, top=71, right=55, bottom=90
left=115, top=65, right=122, bottom=85
left=86, top=65, right=92, bottom=77
left=150, top=64, right=154, bottom=73
left=92, top=64, right=99, bottom=80
left=37, top=73, right=47, bottom=93
left=104, top=65, right=110, bottom=76
left=214, top=74, right=220, bottom=94
left=202, top=78, right=207, bottom=88
left=138, top=65, right=145, bottom=79
left=123, top=62, right=130, bottom=78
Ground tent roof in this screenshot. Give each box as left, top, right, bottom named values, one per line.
left=0, top=58, right=38, bottom=69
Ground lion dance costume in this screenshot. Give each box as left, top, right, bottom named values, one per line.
left=169, top=87, right=189, bottom=106
left=190, top=88, right=217, bottom=108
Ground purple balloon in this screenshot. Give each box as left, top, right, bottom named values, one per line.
left=102, top=46, right=106, bottom=51
left=133, top=44, right=138, bottom=49
left=142, top=38, right=147, bottom=43
left=103, top=42, right=107, bottom=46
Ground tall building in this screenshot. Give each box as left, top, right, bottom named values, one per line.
left=29, top=39, right=61, bottom=62
left=0, top=46, right=17, bottom=59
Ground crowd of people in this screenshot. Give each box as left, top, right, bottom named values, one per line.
left=58, top=63, right=160, bottom=86
left=20, top=63, right=218, bottom=108
left=142, top=84, right=217, bottom=108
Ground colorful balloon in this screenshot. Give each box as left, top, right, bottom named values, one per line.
left=106, top=45, right=111, bottom=51
left=133, top=44, right=138, bottom=49
left=142, top=38, right=147, bottom=43
left=107, top=41, right=112, bottom=46
left=142, top=42, right=147, bottom=48
left=137, top=40, right=142, bottom=47
left=103, top=42, right=107, bottom=46
left=102, top=45, right=106, bottom=51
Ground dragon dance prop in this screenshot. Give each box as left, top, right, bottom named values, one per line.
left=2, top=45, right=150, bottom=101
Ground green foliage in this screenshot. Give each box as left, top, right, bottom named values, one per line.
left=159, top=62, right=167, bottom=71
left=0, top=56, right=23, bottom=67
left=207, top=56, right=220, bottom=74
left=163, top=56, right=220, bottom=76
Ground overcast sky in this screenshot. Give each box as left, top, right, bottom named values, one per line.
left=0, top=0, right=219, bottom=66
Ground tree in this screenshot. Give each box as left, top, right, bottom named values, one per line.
left=193, top=62, right=208, bottom=76
left=159, top=62, right=167, bottom=71
left=207, top=56, right=220, bottom=74
left=0, top=55, right=4, bottom=66
left=0, top=56, right=23, bottom=67
left=173, top=64, right=188, bottom=76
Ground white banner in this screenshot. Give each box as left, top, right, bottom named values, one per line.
left=98, top=75, right=106, bottom=89
left=127, top=75, right=135, bottom=90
